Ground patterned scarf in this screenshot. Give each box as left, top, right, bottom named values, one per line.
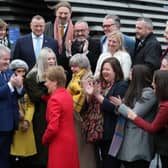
left=108, top=115, right=126, bottom=157
left=0, top=37, right=9, bottom=47
left=54, top=18, right=74, bottom=55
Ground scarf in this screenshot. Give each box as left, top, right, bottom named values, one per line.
left=0, top=37, right=9, bottom=47
left=108, top=115, right=126, bottom=157
left=54, top=18, right=74, bottom=55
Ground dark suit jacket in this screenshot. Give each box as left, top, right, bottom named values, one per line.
left=0, top=69, right=19, bottom=131
left=12, top=33, right=59, bottom=70
left=101, top=80, right=128, bottom=140
left=133, top=32, right=162, bottom=72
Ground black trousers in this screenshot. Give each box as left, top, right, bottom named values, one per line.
left=160, top=155, right=168, bottom=168
left=122, top=160, right=150, bottom=168
left=0, top=132, right=13, bottom=168
left=96, top=140, right=121, bottom=168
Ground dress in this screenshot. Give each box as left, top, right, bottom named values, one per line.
left=10, top=94, right=36, bottom=156
left=42, top=87, right=79, bottom=168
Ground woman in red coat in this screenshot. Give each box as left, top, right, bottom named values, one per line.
left=42, top=66, right=79, bottom=168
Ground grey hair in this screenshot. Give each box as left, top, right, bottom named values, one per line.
left=29, top=47, right=57, bottom=82
left=0, top=45, right=10, bottom=58
left=75, top=20, right=89, bottom=29
left=103, top=14, right=120, bottom=29
left=69, top=53, right=91, bottom=70
left=9, top=59, right=29, bottom=72
left=137, top=17, right=153, bottom=29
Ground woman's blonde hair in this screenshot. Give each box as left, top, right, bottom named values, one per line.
left=107, top=30, right=125, bottom=51
left=30, top=47, right=57, bottom=82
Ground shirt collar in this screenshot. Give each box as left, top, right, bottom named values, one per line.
left=59, top=23, right=67, bottom=28
left=32, top=33, right=43, bottom=39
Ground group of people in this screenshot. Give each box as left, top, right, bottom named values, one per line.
left=0, top=1, right=168, bottom=168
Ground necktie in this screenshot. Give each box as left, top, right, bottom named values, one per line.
left=61, top=25, right=65, bottom=37
left=35, top=37, right=41, bottom=59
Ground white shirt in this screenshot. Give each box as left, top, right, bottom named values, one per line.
left=32, top=33, right=43, bottom=57
left=94, top=50, right=132, bottom=80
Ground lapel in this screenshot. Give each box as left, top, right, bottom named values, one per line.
left=29, top=34, right=36, bottom=59
left=42, top=36, right=48, bottom=47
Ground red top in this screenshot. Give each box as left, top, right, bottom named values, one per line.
left=134, top=101, right=168, bottom=133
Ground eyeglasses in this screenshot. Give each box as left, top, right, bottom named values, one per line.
left=102, top=24, right=115, bottom=28
left=75, top=29, right=86, bottom=33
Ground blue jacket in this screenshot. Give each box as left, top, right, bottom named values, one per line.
left=0, top=69, right=20, bottom=131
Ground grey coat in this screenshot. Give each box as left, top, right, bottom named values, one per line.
left=117, top=87, right=158, bottom=162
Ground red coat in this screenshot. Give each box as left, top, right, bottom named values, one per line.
left=42, top=87, right=79, bottom=168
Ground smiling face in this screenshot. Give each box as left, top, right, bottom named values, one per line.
left=107, top=35, right=120, bottom=53
left=56, top=6, right=71, bottom=25
left=70, top=64, right=80, bottom=74
left=101, top=62, right=115, bottom=83
left=102, top=18, right=118, bottom=36
left=74, top=22, right=89, bottom=41
left=0, top=51, right=10, bottom=71
left=135, top=20, right=149, bottom=40
left=30, top=17, right=45, bottom=37
left=0, top=27, right=7, bottom=39
left=47, top=52, right=57, bottom=67
left=160, top=58, right=168, bottom=70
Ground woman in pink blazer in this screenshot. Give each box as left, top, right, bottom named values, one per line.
left=42, top=66, right=79, bottom=168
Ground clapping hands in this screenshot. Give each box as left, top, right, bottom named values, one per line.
left=10, top=73, right=23, bottom=88
left=109, top=96, right=122, bottom=106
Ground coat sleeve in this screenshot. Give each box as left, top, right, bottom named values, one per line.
left=24, top=72, right=48, bottom=103
left=118, top=88, right=157, bottom=118
left=101, top=81, right=128, bottom=113
left=134, top=103, right=168, bottom=133
left=42, top=98, right=61, bottom=145
left=144, top=41, right=161, bottom=71
left=121, top=53, right=132, bottom=80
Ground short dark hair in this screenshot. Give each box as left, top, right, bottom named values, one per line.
left=53, top=1, right=72, bottom=13
left=104, top=14, right=121, bottom=29
left=154, top=70, right=168, bottom=101
left=31, top=15, right=45, bottom=22
left=100, top=57, right=124, bottom=82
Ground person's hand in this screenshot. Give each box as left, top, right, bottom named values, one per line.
left=83, top=39, right=89, bottom=53
left=10, top=74, right=23, bottom=88
left=82, top=80, right=94, bottom=95
left=65, top=40, right=72, bottom=57
left=20, top=120, right=29, bottom=132
left=109, top=96, right=122, bottom=106
left=93, top=82, right=101, bottom=97
left=128, top=110, right=137, bottom=120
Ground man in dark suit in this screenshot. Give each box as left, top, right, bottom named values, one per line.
left=12, top=15, right=59, bottom=70
left=68, top=20, right=101, bottom=72
left=0, top=45, right=24, bottom=168
left=133, top=17, right=162, bottom=72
